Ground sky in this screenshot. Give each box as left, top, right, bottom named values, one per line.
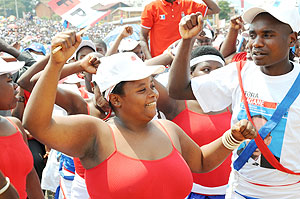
left=229, top=0, right=299, bottom=15
left=228, top=0, right=298, bottom=11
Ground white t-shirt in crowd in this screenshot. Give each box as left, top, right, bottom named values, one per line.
left=41, top=104, right=68, bottom=192
left=191, top=61, right=300, bottom=199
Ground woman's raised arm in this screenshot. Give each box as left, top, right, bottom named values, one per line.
left=22, top=31, right=103, bottom=158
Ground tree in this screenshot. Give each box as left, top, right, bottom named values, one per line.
left=0, top=0, right=37, bottom=17
left=218, top=0, right=231, bottom=21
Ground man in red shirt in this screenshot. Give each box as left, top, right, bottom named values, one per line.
left=140, top=0, right=219, bottom=58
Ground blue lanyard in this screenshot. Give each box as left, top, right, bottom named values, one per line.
left=234, top=69, right=300, bottom=171
left=235, top=191, right=260, bottom=199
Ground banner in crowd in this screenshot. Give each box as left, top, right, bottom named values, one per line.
left=48, top=0, right=111, bottom=28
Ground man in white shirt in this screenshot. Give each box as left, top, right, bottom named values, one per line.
left=168, top=2, right=300, bottom=199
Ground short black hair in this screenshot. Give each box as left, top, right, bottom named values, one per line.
left=191, top=46, right=224, bottom=60
left=111, top=81, right=126, bottom=96
left=105, top=81, right=126, bottom=111
left=190, top=46, right=225, bottom=72
left=251, top=114, right=268, bottom=121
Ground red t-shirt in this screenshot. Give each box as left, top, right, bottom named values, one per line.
left=141, top=0, right=207, bottom=57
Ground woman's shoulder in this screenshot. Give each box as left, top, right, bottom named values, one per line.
left=6, top=116, right=21, bottom=126
left=0, top=116, right=20, bottom=137
left=152, top=119, right=183, bottom=135
left=69, top=114, right=110, bottom=127
left=153, top=118, right=175, bottom=126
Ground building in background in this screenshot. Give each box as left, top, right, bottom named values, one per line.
left=110, top=7, right=143, bottom=25
left=93, top=1, right=130, bottom=22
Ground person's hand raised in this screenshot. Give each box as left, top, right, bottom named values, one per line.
left=51, top=31, right=81, bottom=64
left=230, top=16, right=244, bottom=31
left=231, top=119, right=257, bottom=141
left=120, top=25, right=133, bottom=38
left=179, top=12, right=203, bottom=40
left=12, top=41, right=21, bottom=51
left=80, top=52, right=101, bottom=74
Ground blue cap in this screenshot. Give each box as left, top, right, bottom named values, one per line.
left=24, top=42, right=46, bottom=55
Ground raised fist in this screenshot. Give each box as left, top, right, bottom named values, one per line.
left=120, top=25, right=133, bottom=38
left=80, top=52, right=101, bottom=74
left=51, top=31, right=81, bottom=64
left=231, top=119, right=257, bottom=141
left=179, top=12, right=204, bottom=39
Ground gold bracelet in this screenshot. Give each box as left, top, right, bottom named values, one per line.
left=0, top=177, right=10, bottom=195
left=222, top=130, right=243, bottom=150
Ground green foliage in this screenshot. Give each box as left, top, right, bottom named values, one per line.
left=218, top=0, right=231, bottom=21
left=41, top=16, right=49, bottom=20
left=51, top=14, right=62, bottom=21
left=0, top=0, right=36, bottom=17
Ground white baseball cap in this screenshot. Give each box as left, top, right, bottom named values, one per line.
left=73, top=40, right=97, bottom=60
left=118, top=38, right=140, bottom=52
left=93, top=52, right=165, bottom=100
left=0, top=57, right=25, bottom=75
left=242, top=3, right=300, bottom=32
left=63, top=74, right=85, bottom=84
left=68, top=40, right=96, bottom=62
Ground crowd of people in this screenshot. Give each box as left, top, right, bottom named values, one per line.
left=1, top=0, right=300, bottom=199
left=0, top=16, right=116, bottom=50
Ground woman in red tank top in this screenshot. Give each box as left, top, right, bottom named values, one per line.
left=18, top=43, right=112, bottom=199
left=153, top=46, right=232, bottom=198
left=0, top=59, right=43, bottom=199
left=23, top=32, right=256, bottom=199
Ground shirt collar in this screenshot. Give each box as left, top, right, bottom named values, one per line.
left=161, top=0, right=181, bottom=6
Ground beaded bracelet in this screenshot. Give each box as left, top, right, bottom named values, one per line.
left=222, top=129, right=243, bottom=150
left=0, top=177, right=10, bottom=195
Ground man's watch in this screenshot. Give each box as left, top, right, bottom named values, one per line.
left=18, top=96, right=25, bottom=103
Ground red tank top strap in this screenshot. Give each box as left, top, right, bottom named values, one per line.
left=86, top=102, right=90, bottom=115
left=79, top=86, right=89, bottom=99
left=6, top=118, right=19, bottom=131
left=155, top=120, right=176, bottom=148
left=226, top=107, right=231, bottom=114
left=107, top=124, right=117, bottom=151
left=184, top=100, right=188, bottom=109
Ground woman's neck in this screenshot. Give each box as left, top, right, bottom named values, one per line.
left=114, top=116, right=150, bottom=133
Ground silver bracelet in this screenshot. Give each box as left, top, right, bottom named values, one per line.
left=0, top=177, right=10, bottom=195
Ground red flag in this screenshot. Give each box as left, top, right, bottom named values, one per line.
left=48, top=0, right=80, bottom=16
left=48, top=0, right=110, bottom=28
